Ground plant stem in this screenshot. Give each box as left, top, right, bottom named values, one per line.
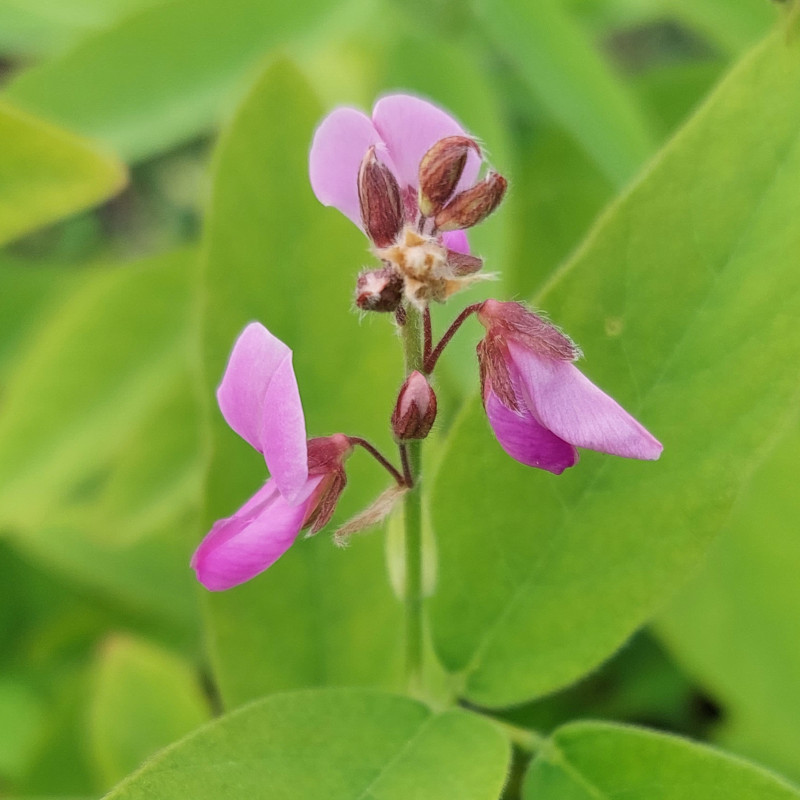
left=423, top=306, right=432, bottom=364
left=403, top=301, right=425, bottom=372
left=400, top=304, right=425, bottom=694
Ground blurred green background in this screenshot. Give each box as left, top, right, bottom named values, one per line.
left=1, top=0, right=798, bottom=797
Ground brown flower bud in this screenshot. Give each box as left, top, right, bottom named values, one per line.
left=434, top=171, right=507, bottom=232
left=358, top=146, right=403, bottom=247
left=391, top=371, right=437, bottom=440
left=355, top=266, right=404, bottom=313
left=418, top=135, right=481, bottom=218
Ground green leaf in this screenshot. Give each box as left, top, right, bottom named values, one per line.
left=505, top=59, right=725, bottom=298
left=199, top=58, right=404, bottom=707
left=87, top=635, right=210, bottom=789
left=0, top=250, right=202, bottom=623
left=473, top=0, right=655, bottom=185
left=666, top=0, right=776, bottom=53
left=0, top=101, right=125, bottom=245
left=5, top=0, right=340, bottom=163
left=657, top=411, right=800, bottom=783
left=0, top=540, right=203, bottom=795
left=102, top=689, right=509, bottom=800
left=0, top=0, right=163, bottom=57
left=429, top=32, right=800, bottom=707
left=524, top=722, right=800, bottom=799
left=0, top=258, right=77, bottom=378
left=631, top=60, right=727, bottom=141
left=0, top=677, right=46, bottom=782
left=504, top=122, right=612, bottom=297
left=15, top=663, right=97, bottom=795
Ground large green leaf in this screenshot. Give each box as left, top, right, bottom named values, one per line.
left=103, top=689, right=509, bottom=800
left=0, top=677, right=45, bottom=783
left=0, top=101, right=125, bottom=245
left=666, top=0, right=776, bottom=53
left=87, top=635, right=210, bottom=789
left=506, top=58, right=725, bottom=298
left=0, top=258, right=77, bottom=378
left=504, top=121, right=612, bottom=297
left=428, top=32, right=800, bottom=707
left=4, top=0, right=340, bottom=163
left=199, top=59, right=406, bottom=707
left=0, top=540, right=202, bottom=795
left=657, top=411, right=800, bottom=782
left=0, top=0, right=163, bottom=57
left=524, top=722, right=800, bottom=799
left=0, top=251, right=202, bottom=623
left=474, top=0, right=654, bottom=185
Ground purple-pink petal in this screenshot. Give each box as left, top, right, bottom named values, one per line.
left=191, top=476, right=321, bottom=591
left=484, top=383, right=578, bottom=475
left=216, top=323, right=309, bottom=503
left=508, top=342, right=663, bottom=460
left=442, top=229, right=470, bottom=255
left=371, top=94, right=481, bottom=195
left=309, top=107, right=396, bottom=227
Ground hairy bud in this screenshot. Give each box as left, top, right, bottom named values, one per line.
left=434, top=171, right=507, bottom=232
left=391, top=371, right=437, bottom=440
left=418, top=136, right=481, bottom=218
left=358, top=146, right=403, bottom=247
left=355, top=266, right=404, bottom=313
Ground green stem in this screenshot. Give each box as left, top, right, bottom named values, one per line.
left=402, top=302, right=425, bottom=373
left=401, top=304, right=425, bottom=694
left=403, top=441, right=423, bottom=694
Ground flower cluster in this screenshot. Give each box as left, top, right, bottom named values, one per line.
left=310, top=95, right=505, bottom=310
left=192, top=94, right=661, bottom=591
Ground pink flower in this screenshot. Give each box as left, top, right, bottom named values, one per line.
left=191, top=323, right=349, bottom=591
left=477, top=300, right=662, bottom=474
left=309, top=93, right=482, bottom=255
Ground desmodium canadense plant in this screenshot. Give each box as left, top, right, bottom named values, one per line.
left=191, top=93, right=662, bottom=697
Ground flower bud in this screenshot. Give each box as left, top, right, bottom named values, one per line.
left=434, top=171, right=507, bottom=232
left=358, top=146, right=403, bottom=247
left=418, top=135, right=481, bottom=218
left=355, top=266, right=404, bottom=312
left=391, top=371, right=437, bottom=440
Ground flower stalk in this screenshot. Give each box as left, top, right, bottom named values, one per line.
left=424, top=302, right=482, bottom=373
